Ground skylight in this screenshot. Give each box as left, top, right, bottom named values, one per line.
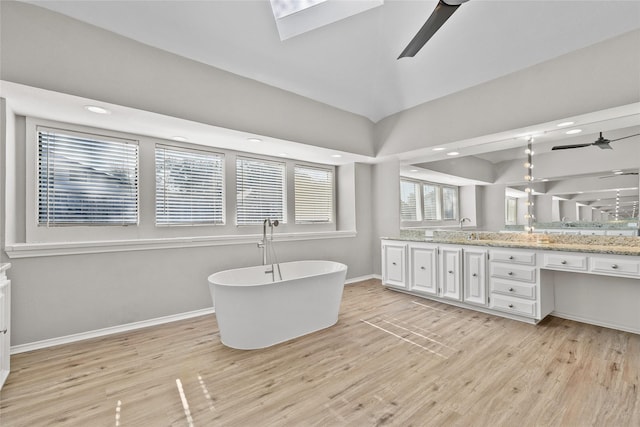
left=270, top=0, right=384, bottom=40
left=270, top=0, right=327, bottom=20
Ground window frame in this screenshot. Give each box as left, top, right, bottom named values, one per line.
left=155, top=144, right=225, bottom=226
left=36, top=126, right=140, bottom=227
left=23, top=117, right=341, bottom=248
left=400, top=177, right=459, bottom=227
left=235, top=155, right=287, bottom=226
left=294, top=164, right=335, bottom=224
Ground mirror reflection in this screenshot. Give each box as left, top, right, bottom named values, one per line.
left=400, top=104, right=640, bottom=236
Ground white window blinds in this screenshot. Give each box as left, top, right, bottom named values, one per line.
left=236, top=157, right=286, bottom=225
left=155, top=145, right=224, bottom=225
left=423, top=184, right=441, bottom=221
left=38, top=128, right=139, bottom=226
left=295, top=165, right=333, bottom=223
left=400, top=180, right=421, bottom=221
left=442, top=186, right=458, bottom=220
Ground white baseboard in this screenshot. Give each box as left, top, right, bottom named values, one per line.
left=551, top=311, right=640, bottom=335
left=345, top=274, right=378, bottom=285
left=10, top=307, right=215, bottom=355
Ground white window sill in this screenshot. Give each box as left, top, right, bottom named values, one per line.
left=5, top=230, right=357, bottom=258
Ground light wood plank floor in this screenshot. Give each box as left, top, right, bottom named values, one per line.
left=1, top=279, right=638, bottom=426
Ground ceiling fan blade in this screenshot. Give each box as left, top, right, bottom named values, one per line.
left=398, top=0, right=462, bottom=59
left=609, top=133, right=640, bottom=142
left=551, top=143, right=593, bottom=151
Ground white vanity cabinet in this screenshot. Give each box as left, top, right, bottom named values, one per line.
left=0, top=264, right=11, bottom=390
left=381, top=241, right=407, bottom=289
left=463, top=248, right=488, bottom=306
left=439, top=247, right=463, bottom=301
left=408, top=243, right=438, bottom=296
left=489, top=249, right=540, bottom=319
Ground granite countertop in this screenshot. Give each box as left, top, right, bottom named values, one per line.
left=383, top=231, right=640, bottom=256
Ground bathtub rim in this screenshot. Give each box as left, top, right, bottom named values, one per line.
left=208, top=260, right=348, bottom=288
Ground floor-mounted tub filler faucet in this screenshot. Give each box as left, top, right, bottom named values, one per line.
left=459, top=217, right=471, bottom=230
left=258, top=218, right=282, bottom=281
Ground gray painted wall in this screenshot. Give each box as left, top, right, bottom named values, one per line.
left=0, top=1, right=374, bottom=157
left=374, top=29, right=640, bottom=156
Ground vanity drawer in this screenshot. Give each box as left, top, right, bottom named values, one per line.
left=543, top=253, right=588, bottom=271
left=490, top=294, right=536, bottom=318
left=490, top=264, right=536, bottom=283
left=589, top=257, right=640, bottom=277
left=490, top=279, right=536, bottom=300
left=490, top=250, right=536, bottom=266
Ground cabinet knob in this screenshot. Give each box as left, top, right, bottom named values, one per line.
left=472, top=273, right=477, bottom=277
left=611, top=264, right=618, bottom=269
left=561, top=260, right=567, bottom=265
left=448, top=270, right=453, bottom=274
left=507, top=271, right=514, bottom=276
left=420, top=266, right=426, bottom=270
left=392, top=262, right=397, bottom=266
left=0, top=328, right=6, bottom=334
left=509, top=287, right=515, bottom=292
left=508, top=304, right=514, bottom=309
left=508, top=256, right=514, bottom=260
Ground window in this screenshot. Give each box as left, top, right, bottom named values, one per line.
left=236, top=157, right=286, bottom=225
left=38, top=128, right=138, bottom=225
left=400, top=178, right=459, bottom=223
left=423, top=184, right=441, bottom=221
left=506, top=197, right=517, bottom=224
left=155, top=145, right=224, bottom=225
left=442, top=186, right=458, bottom=220
left=400, top=180, right=421, bottom=221
left=295, top=165, right=333, bottom=223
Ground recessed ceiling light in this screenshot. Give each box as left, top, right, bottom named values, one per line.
left=613, top=171, right=624, bottom=175
left=556, top=121, right=574, bottom=127
left=331, top=154, right=342, bottom=158
left=85, top=105, right=111, bottom=114
left=447, top=151, right=460, bottom=156
left=432, top=147, right=446, bottom=151
left=409, top=169, right=419, bottom=173
left=172, top=136, right=187, bottom=142
left=278, top=152, right=289, bottom=157
left=565, top=129, right=582, bottom=135
left=542, top=178, right=549, bottom=182
left=247, top=137, right=262, bottom=143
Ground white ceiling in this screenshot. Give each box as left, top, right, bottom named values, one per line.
left=24, top=0, right=640, bottom=123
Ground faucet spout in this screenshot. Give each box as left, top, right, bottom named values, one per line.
left=459, top=217, right=471, bottom=230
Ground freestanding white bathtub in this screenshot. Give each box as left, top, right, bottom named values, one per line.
left=207, top=260, right=348, bottom=350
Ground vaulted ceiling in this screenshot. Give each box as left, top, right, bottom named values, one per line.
left=24, top=0, right=640, bottom=122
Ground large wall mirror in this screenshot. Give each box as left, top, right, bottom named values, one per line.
left=399, top=103, right=640, bottom=236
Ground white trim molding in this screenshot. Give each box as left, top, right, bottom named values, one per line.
left=5, top=230, right=358, bottom=258
left=10, top=307, right=215, bottom=354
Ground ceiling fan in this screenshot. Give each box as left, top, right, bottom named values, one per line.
left=398, top=0, right=470, bottom=59
left=598, top=171, right=639, bottom=179
left=551, top=132, right=640, bottom=151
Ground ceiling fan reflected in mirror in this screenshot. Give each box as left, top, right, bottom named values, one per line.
left=398, top=0, right=470, bottom=59
left=598, top=171, right=639, bottom=179
left=551, top=132, right=640, bottom=151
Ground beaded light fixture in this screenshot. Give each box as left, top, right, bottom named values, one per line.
left=524, top=138, right=535, bottom=233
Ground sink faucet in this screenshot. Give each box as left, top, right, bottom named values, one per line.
left=459, top=217, right=471, bottom=230
left=258, top=218, right=279, bottom=265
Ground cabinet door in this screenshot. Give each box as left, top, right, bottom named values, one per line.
left=439, top=247, right=462, bottom=301
left=463, top=249, right=488, bottom=306
left=410, top=245, right=437, bottom=295
left=0, top=281, right=9, bottom=390
left=382, top=243, right=407, bottom=289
